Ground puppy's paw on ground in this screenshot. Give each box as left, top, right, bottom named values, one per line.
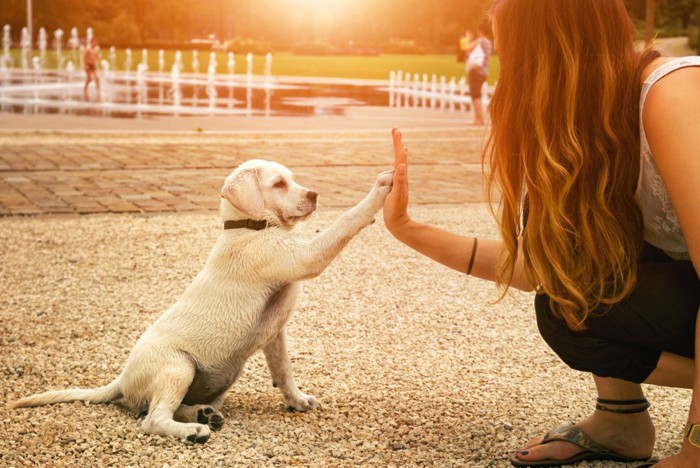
left=184, top=423, right=211, bottom=444
left=196, top=406, right=225, bottom=431
left=286, top=393, right=320, bottom=412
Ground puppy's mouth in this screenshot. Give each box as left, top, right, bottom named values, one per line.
left=278, top=204, right=316, bottom=227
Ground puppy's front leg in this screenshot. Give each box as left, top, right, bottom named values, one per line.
left=263, top=327, right=319, bottom=412
left=291, top=170, right=393, bottom=280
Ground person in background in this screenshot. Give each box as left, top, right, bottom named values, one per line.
left=463, top=22, right=493, bottom=126
left=458, top=29, right=470, bottom=63
left=383, top=0, right=700, bottom=466
left=83, top=37, right=100, bottom=101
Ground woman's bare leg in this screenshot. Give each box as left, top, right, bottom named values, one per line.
left=514, top=351, right=693, bottom=464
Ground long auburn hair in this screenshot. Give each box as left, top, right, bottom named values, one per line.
left=485, top=0, right=659, bottom=331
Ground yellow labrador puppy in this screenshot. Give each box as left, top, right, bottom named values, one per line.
left=13, top=159, right=393, bottom=444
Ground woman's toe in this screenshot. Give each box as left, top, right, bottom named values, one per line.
left=513, top=440, right=582, bottom=463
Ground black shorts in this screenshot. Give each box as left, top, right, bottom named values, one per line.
left=535, top=242, right=699, bottom=383
left=85, top=63, right=96, bottom=72
left=469, top=68, right=487, bottom=99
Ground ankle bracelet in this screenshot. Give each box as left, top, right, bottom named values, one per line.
left=595, top=398, right=650, bottom=414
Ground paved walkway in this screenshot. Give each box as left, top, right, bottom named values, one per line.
left=0, top=128, right=489, bottom=216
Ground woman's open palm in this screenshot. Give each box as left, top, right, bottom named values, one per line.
left=383, top=128, right=411, bottom=232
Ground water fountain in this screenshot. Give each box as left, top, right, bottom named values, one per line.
left=65, top=60, right=75, bottom=102
left=207, top=52, right=217, bottom=112
left=54, top=29, right=64, bottom=67
left=207, top=63, right=217, bottom=112
left=264, top=53, right=272, bottom=116
left=136, top=63, right=147, bottom=110
left=439, top=76, right=447, bottom=109
left=32, top=56, right=40, bottom=102
left=227, top=51, right=235, bottom=107
left=412, top=73, right=419, bottom=107
left=386, top=67, right=483, bottom=113
left=192, top=50, right=200, bottom=106
left=264, top=53, right=272, bottom=84
left=170, top=63, right=181, bottom=114
left=158, top=50, right=165, bottom=105
left=0, top=59, right=9, bottom=108
left=20, top=27, right=30, bottom=69
left=2, top=22, right=460, bottom=119
left=68, top=28, right=79, bottom=64
left=388, top=71, right=395, bottom=107
left=100, top=59, right=111, bottom=106
left=109, top=46, right=116, bottom=71
left=2, top=25, right=11, bottom=67
left=246, top=52, right=253, bottom=115
left=125, top=48, right=132, bottom=104
left=404, top=73, right=411, bottom=107
left=37, top=28, right=47, bottom=67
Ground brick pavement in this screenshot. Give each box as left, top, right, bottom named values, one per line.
left=0, top=130, right=489, bottom=216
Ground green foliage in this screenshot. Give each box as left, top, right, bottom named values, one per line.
left=0, top=0, right=492, bottom=53
left=291, top=41, right=335, bottom=56
left=625, top=0, right=700, bottom=37
left=381, top=39, right=427, bottom=55
left=225, top=38, right=272, bottom=55
left=690, top=26, right=699, bottom=49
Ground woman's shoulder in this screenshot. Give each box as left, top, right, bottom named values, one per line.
left=642, top=56, right=700, bottom=156
left=641, top=56, right=700, bottom=84
left=641, top=56, right=700, bottom=122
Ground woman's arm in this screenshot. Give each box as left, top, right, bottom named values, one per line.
left=643, top=65, right=700, bottom=466
left=383, top=128, right=534, bottom=292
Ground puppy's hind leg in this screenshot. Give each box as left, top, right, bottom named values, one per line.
left=264, top=327, right=319, bottom=412
left=174, top=393, right=226, bottom=432
left=140, top=358, right=211, bottom=444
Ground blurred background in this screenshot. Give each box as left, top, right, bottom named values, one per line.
left=1, top=0, right=697, bottom=57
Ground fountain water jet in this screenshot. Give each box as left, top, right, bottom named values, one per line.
left=21, top=27, right=30, bottom=69
left=125, top=48, right=132, bottom=104
left=158, top=50, right=165, bottom=105
left=2, top=25, right=11, bottom=67
left=68, top=28, right=79, bottom=64
left=54, top=29, right=64, bottom=67
left=227, top=52, right=235, bottom=108
left=38, top=28, right=47, bottom=67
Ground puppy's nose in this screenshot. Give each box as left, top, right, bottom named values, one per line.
left=306, top=191, right=318, bottom=203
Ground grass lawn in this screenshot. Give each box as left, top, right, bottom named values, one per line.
left=6, top=48, right=499, bottom=84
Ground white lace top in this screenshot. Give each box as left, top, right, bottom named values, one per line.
left=635, top=56, right=700, bottom=261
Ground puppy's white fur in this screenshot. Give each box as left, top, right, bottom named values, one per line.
left=13, top=159, right=392, bottom=444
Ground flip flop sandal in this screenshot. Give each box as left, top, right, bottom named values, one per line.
left=509, top=423, right=651, bottom=467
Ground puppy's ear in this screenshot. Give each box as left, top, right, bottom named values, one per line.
left=221, top=169, right=264, bottom=219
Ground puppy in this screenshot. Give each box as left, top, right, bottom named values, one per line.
left=13, top=159, right=393, bottom=444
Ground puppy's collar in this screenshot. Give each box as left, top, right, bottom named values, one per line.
left=224, top=219, right=268, bottom=231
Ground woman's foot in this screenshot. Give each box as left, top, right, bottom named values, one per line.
left=513, top=405, right=655, bottom=465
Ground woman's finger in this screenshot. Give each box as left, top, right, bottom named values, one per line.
left=392, top=128, right=408, bottom=169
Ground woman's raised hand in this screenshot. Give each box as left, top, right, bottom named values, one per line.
left=383, top=128, right=411, bottom=234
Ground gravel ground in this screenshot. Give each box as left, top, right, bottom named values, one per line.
left=0, top=205, right=691, bottom=467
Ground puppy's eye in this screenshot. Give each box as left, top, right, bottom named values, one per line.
left=273, top=179, right=287, bottom=189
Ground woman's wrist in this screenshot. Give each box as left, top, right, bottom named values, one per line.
left=386, top=216, right=415, bottom=240
left=679, top=437, right=700, bottom=464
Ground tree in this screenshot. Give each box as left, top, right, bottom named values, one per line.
left=646, top=0, right=655, bottom=44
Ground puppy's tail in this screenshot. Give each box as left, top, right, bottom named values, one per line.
left=12, top=378, right=122, bottom=409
